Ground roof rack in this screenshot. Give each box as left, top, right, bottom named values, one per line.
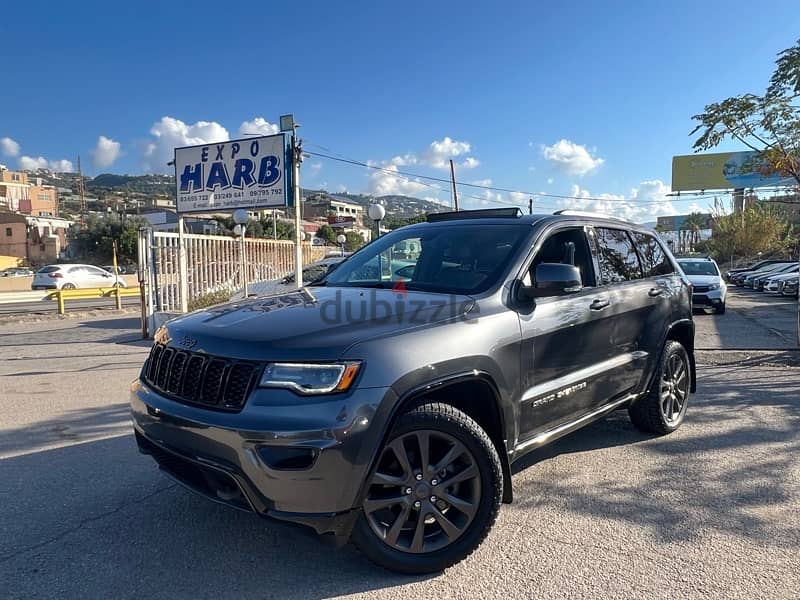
left=427, top=208, right=522, bottom=222
left=552, top=210, right=632, bottom=223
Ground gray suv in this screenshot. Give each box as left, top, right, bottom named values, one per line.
left=131, top=208, right=695, bottom=573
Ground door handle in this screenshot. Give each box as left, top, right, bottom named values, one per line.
left=648, top=287, right=663, bottom=297
left=589, top=298, right=610, bottom=310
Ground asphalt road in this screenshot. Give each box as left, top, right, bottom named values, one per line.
left=0, top=295, right=140, bottom=316
left=694, top=287, right=798, bottom=350
left=1, top=311, right=798, bottom=599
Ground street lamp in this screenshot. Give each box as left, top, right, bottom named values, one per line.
left=233, top=209, right=249, bottom=297
left=337, top=233, right=346, bottom=256
left=368, top=203, right=386, bottom=240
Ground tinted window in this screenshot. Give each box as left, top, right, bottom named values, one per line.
left=631, top=232, right=675, bottom=277
left=677, top=261, right=718, bottom=276
left=529, top=227, right=596, bottom=290
left=594, top=228, right=642, bottom=284
left=38, top=266, right=61, bottom=273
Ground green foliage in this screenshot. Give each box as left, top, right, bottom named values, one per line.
left=382, top=214, right=428, bottom=230
left=344, top=231, right=365, bottom=251
left=316, top=224, right=337, bottom=244
left=187, top=288, right=233, bottom=312
left=69, top=214, right=147, bottom=264
left=257, top=216, right=294, bottom=240
left=691, top=39, right=800, bottom=185
left=703, top=200, right=794, bottom=261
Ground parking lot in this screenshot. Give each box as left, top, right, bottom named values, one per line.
left=1, top=297, right=798, bottom=599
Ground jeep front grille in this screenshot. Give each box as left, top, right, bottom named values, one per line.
left=143, top=344, right=260, bottom=411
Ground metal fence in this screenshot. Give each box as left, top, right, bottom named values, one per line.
left=138, top=229, right=327, bottom=317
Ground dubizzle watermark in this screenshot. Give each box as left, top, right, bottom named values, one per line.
left=319, top=288, right=478, bottom=325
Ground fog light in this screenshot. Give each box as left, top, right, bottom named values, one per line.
left=257, top=446, right=318, bottom=470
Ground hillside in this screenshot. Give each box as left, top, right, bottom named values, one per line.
left=88, top=173, right=174, bottom=195
left=303, top=190, right=448, bottom=218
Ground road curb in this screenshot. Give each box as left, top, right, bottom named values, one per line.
left=0, top=306, right=139, bottom=326
left=697, top=349, right=800, bottom=368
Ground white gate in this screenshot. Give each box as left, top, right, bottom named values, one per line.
left=137, top=228, right=326, bottom=335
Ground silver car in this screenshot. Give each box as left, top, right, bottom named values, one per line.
left=31, top=264, right=125, bottom=290
left=677, top=257, right=727, bottom=314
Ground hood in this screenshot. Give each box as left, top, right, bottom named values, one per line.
left=686, top=275, right=721, bottom=286
left=768, top=272, right=799, bottom=282
left=159, top=287, right=475, bottom=361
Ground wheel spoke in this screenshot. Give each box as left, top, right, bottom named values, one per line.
left=371, top=470, right=405, bottom=486
left=416, top=431, right=431, bottom=475
left=389, top=439, right=413, bottom=480
left=440, top=491, right=477, bottom=519
left=384, top=503, right=411, bottom=546
left=432, top=507, right=461, bottom=541
left=431, top=442, right=466, bottom=475
left=443, top=463, right=478, bottom=487
left=363, top=495, right=406, bottom=515
left=410, top=511, right=427, bottom=552
left=673, top=361, right=685, bottom=384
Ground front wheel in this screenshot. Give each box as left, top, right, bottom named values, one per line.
left=629, top=341, right=691, bottom=435
left=352, top=403, right=502, bottom=574
left=61, top=283, right=77, bottom=290
left=715, top=302, right=726, bottom=315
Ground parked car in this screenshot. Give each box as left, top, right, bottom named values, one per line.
left=743, top=262, right=796, bottom=289
left=676, top=256, right=726, bottom=314
left=32, top=264, right=126, bottom=290
left=724, top=259, right=784, bottom=282
left=781, top=276, right=799, bottom=298
left=132, top=208, right=695, bottom=574
left=102, top=265, right=126, bottom=275
left=1, top=267, right=35, bottom=277
left=732, top=262, right=790, bottom=286
left=764, top=271, right=799, bottom=294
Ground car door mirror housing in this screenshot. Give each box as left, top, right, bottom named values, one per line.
left=533, top=263, right=583, bottom=296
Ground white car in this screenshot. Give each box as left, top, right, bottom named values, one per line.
left=677, top=256, right=727, bottom=314
left=32, top=264, right=125, bottom=290
left=765, top=271, right=799, bottom=294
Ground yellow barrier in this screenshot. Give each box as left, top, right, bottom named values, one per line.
left=45, top=286, right=141, bottom=315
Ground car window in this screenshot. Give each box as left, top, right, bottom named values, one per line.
left=594, top=228, right=643, bottom=284
left=38, top=266, right=61, bottom=274
left=68, top=266, right=86, bottom=274
left=630, top=232, right=675, bottom=277
left=527, top=227, right=596, bottom=291
left=677, top=261, right=718, bottom=276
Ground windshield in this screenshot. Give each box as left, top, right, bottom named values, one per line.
left=321, top=224, right=530, bottom=294
left=678, top=261, right=718, bottom=276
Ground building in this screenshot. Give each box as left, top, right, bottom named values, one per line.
left=0, top=213, right=71, bottom=264
left=20, top=180, right=58, bottom=216
left=0, top=168, right=30, bottom=212
left=303, top=193, right=365, bottom=225
left=0, top=213, right=28, bottom=258
left=656, top=213, right=713, bottom=231
left=139, top=209, right=217, bottom=234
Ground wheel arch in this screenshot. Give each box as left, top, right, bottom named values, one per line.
left=657, top=319, right=696, bottom=393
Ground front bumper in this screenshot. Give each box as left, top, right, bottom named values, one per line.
left=131, top=379, right=395, bottom=535
left=692, top=288, right=725, bottom=307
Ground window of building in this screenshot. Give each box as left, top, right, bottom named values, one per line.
left=5, top=227, right=12, bottom=237
left=594, top=228, right=643, bottom=284
left=12, top=174, right=20, bottom=182
left=629, top=232, right=675, bottom=277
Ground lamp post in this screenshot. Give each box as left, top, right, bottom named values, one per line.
left=368, top=203, right=386, bottom=240
left=233, top=209, right=249, bottom=298
left=337, top=233, right=346, bottom=257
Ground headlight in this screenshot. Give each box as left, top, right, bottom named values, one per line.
left=259, top=362, right=361, bottom=394
left=707, top=283, right=720, bottom=290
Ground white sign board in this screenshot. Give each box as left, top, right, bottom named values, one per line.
left=174, top=134, right=287, bottom=214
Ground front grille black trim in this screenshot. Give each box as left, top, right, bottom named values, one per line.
left=142, top=343, right=261, bottom=413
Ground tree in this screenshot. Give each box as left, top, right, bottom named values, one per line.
left=316, top=224, right=337, bottom=244
left=258, top=215, right=294, bottom=240
left=681, top=212, right=707, bottom=251
left=704, top=199, right=793, bottom=262
left=691, top=39, right=800, bottom=188
left=69, top=214, right=147, bottom=264
left=344, top=231, right=365, bottom=252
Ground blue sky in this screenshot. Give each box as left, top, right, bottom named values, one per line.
left=1, top=0, right=799, bottom=221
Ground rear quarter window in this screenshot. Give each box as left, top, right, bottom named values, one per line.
left=37, top=266, right=61, bottom=273
left=594, top=227, right=643, bottom=284
left=630, top=232, right=676, bottom=277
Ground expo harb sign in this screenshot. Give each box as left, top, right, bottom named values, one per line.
left=173, top=134, right=288, bottom=214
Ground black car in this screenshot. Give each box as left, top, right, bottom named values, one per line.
left=132, top=208, right=695, bottom=573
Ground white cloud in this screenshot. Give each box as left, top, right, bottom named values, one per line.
left=470, top=178, right=493, bottom=187
left=557, top=179, right=675, bottom=223
left=143, top=116, right=230, bottom=172
left=367, top=164, right=432, bottom=197
left=389, top=153, right=417, bottom=167
left=547, top=177, right=554, bottom=185
left=91, top=135, right=121, bottom=168
left=1, top=137, right=20, bottom=157
left=309, top=162, right=322, bottom=172
left=237, top=117, right=279, bottom=137
left=542, top=139, right=604, bottom=176
left=336, top=184, right=348, bottom=193
left=423, top=136, right=477, bottom=169
left=18, top=156, right=74, bottom=172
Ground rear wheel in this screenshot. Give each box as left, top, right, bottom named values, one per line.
left=352, top=403, right=502, bottom=574
left=61, top=283, right=76, bottom=290
left=715, top=302, right=726, bottom=315
left=629, top=341, right=690, bottom=435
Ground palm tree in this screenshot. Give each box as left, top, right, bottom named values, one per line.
left=681, top=212, right=707, bottom=252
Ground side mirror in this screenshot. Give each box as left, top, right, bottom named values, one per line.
left=533, top=263, right=583, bottom=296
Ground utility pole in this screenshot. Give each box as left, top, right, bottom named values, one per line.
left=449, top=159, right=459, bottom=211
left=528, top=198, right=533, bottom=215
left=291, top=128, right=303, bottom=289
left=77, top=155, right=86, bottom=229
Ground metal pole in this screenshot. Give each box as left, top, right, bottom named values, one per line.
left=273, top=209, right=277, bottom=239
left=529, top=198, right=533, bottom=215
left=449, top=159, right=459, bottom=211
left=240, top=227, right=248, bottom=298
left=177, top=216, right=189, bottom=312
left=292, top=133, right=303, bottom=289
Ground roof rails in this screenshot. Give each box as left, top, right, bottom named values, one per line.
left=427, top=208, right=522, bottom=222
left=552, top=209, right=632, bottom=223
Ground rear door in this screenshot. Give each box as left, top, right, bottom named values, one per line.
left=588, top=227, right=654, bottom=401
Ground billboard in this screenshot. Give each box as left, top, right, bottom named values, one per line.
left=671, top=151, right=795, bottom=192
left=174, top=134, right=287, bottom=214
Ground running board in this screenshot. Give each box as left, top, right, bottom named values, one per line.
left=514, top=393, right=637, bottom=454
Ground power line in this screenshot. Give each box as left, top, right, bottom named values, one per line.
left=304, top=145, right=725, bottom=206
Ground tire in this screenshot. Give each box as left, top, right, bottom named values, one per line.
left=715, top=303, right=726, bottom=315
left=62, top=283, right=77, bottom=290
left=629, top=341, right=691, bottom=435
left=352, top=403, right=502, bottom=574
